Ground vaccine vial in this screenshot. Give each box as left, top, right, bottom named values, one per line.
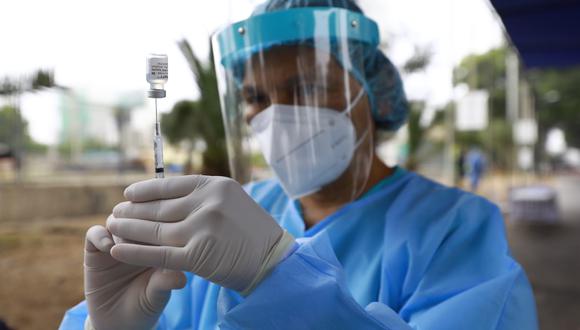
left=146, top=54, right=168, bottom=98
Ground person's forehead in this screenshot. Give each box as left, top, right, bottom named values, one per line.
left=243, top=45, right=345, bottom=81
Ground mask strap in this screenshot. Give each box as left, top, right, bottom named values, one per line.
left=344, top=87, right=370, bottom=150
left=342, top=88, right=367, bottom=116
left=353, top=125, right=370, bottom=150
left=339, top=87, right=370, bottom=151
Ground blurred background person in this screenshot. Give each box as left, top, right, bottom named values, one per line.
left=465, top=146, right=486, bottom=192
left=456, top=147, right=466, bottom=188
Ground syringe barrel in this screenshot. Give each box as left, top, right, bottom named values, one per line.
left=154, top=123, right=165, bottom=179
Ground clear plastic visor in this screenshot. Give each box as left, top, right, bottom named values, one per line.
left=212, top=7, right=377, bottom=202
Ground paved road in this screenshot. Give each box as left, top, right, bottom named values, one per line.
left=506, top=175, right=580, bottom=330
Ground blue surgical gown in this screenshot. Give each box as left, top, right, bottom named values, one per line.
left=59, top=168, right=538, bottom=329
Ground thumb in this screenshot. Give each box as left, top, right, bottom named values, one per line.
left=144, top=269, right=187, bottom=312
left=84, top=224, right=116, bottom=269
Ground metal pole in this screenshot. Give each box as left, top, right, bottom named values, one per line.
left=506, top=50, right=520, bottom=122
left=506, top=49, right=520, bottom=186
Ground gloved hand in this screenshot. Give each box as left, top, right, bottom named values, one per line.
left=84, top=224, right=186, bottom=330
left=107, top=175, right=296, bottom=295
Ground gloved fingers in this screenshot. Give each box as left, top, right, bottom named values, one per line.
left=112, top=233, right=132, bottom=245
left=111, top=243, right=186, bottom=270
left=84, top=224, right=119, bottom=269
left=85, top=225, right=114, bottom=253
left=144, top=269, right=187, bottom=314
left=148, top=269, right=187, bottom=293
left=107, top=217, right=186, bottom=247
left=124, top=175, right=210, bottom=202
left=113, top=196, right=198, bottom=222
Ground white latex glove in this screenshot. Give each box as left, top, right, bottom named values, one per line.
left=84, top=224, right=186, bottom=330
left=107, top=175, right=295, bottom=295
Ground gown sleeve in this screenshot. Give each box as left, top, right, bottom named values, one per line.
left=217, top=198, right=538, bottom=330
left=58, top=301, right=88, bottom=330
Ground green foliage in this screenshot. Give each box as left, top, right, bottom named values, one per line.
left=454, top=48, right=507, bottom=89
left=455, top=46, right=580, bottom=150
left=403, top=47, right=432, bottom=74
left=454, top=118, right=514, bottom=169
left=398, top=46, right=520, bottom=170
left=406, top=101, right=425, bottom=170
left=401, top=47, right=434, bottom=169
left=405, top=101, right=450, bottom=170
left=0, top=70, right=55, bottom=161
left=0, top=78, right=19, bottom=96
left=162, top=100, right=200, bottom=145
left=0, top=105, right=47, bottom=154
left=528, top=67, right=580, bottom=148
left=161, top=40, right=229, bottom=176
left=0, top=106, right=26, bottom=147
left=454, top=47, right=507, bottom=119
left=0, top=69, right=55, bottom=95
left=451, top=47, right=517, bottom=169
left=30, top=70, right=55, bottom=90
left=26, top=140, right=48, bottom=154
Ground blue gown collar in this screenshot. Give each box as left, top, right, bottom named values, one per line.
left=286, top=166, right=407, bottom=238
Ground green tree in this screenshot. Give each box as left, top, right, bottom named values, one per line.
left=452, top=47, right=515, bottom=169
left=0, top=105, right=46, bottom=154
left=528, top=68, right=580, bottom=149
left=403, top=46, right=432, bottom=75
left=402, top=46, right=433, bottom=169
left=405, top=101, right=426, bottom=170
left=0, top=70, right=55, bottom=96
left=0, top=70, right=55, bottom=174
left=454, top=47, right=507, bottom=120
left=454, top=46, right=580, bottom=165
left=161, top=40, right=229, bottom=176
left=0, top=105, right=27, bottom=148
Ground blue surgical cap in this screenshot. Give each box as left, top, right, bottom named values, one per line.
left=253, top=0, right=409, bottom=131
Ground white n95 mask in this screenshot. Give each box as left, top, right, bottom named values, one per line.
left=249, top=89, right=367, bottom=199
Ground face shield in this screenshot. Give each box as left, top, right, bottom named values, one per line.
left=212, top=4, right=380, bottom=202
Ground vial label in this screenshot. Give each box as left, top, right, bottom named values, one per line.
left=147, top=57, right=168, bottom=81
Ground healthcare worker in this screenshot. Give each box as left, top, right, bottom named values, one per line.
left=60, top=0, right=538, bottom=329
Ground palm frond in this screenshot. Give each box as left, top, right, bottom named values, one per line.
left=178, top=39, right=205, bottom=88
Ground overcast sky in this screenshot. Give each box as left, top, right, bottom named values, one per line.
left=0, top=0, right=504, bottom=144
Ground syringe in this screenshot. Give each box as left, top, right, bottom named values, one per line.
left=153, top=99, right=164, bottom=178
left=146, top=54, right=168, bottom=179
